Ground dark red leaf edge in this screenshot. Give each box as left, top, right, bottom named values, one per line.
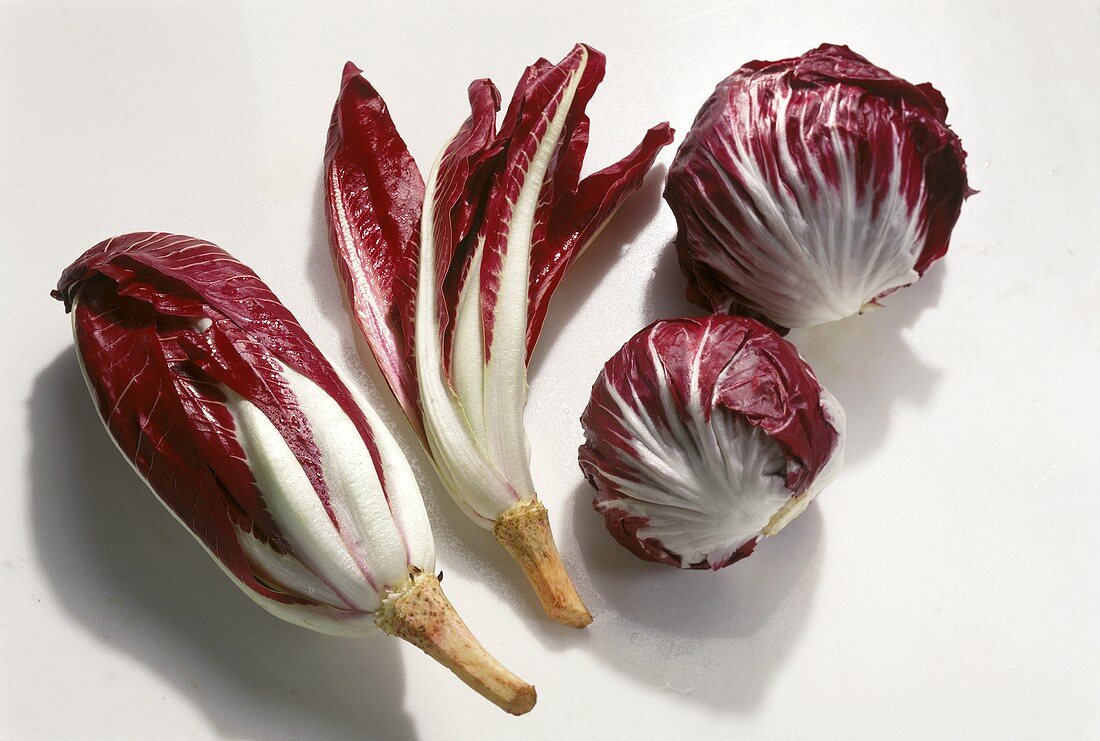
left=324, top=62, right=427, bottom=441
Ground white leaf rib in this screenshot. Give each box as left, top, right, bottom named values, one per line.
left=693, top=82, right=929, bottom=327
left=451, top=235, right=489, bottom=446
left=481, top=49, right=588, bottom=500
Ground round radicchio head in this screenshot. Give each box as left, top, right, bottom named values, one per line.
left=579, top=315, right=844, bottom=570
left=664, top=44, right=971, bottom=330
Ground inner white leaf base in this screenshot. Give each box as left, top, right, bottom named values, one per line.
left=598, top=408, right=798, bottom=568
left=225, top=361, right=434, bottom=616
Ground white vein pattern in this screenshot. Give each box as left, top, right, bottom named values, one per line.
left=594, top=332, right=845, bottom=568
left=691, top=85, right=927, bottom=328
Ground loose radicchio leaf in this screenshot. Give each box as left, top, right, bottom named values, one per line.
left=664, top=43, right=971, bottom=330
left=578, top=315, right=845, bottom=570
left=325, top=63, right=426, bottom=441
left=325, top=44, right=673, bottom=626
left=53, top=233, right=536, bottom=714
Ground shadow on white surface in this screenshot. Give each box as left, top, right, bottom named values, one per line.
left=569, top=481, right=824, bottom=711
left=790, top=264, right=946, bottom=468
left=29, top=352, right=418, bottom=741
left=305, top=172, right=350, bottom=338
left=641, top=234, right=702, bottom=322
left=529, top=164, right=670, bottom=383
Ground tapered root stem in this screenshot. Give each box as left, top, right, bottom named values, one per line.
left=494, top=500, right=592, bottom=628
left=375, top=571, right=536, bottom=715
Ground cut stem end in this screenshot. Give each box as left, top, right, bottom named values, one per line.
left=375, top=571, right=536, bottom=715
left=494, top=500, right=593, bottom=628
left=762, top=488, right=816, bottom=537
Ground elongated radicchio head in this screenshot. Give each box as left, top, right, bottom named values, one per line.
left=579, top=315, right=845, bottom=570
left=53, top=233, right=537, bottom=714
left=53, top=232, right=435, bottom=634
left=326, top=44, right=673, bottom=626
left=665, top=44, right=970, bottom=330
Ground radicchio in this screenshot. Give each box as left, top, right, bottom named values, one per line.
left=326, top=44, right=673, bottom=625
left=54, top=233, right=535, bottom=714
left=579, top=315, right=845, bottom=570
left=665, top=44, right=971, bottom=330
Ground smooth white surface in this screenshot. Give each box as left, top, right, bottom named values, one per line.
left=2, top=2, right=1098, bottom=739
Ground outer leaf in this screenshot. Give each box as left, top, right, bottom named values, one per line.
left=579, top=315, right=845, bottom=570
left=429, top=79, right=503, bottom=383
left=325, top=62, right=426, bottom=440
left=528, top=122, right=674, bottom=355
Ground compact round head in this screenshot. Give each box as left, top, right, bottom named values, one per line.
left=665, top=44, right=970, bottom=330
left=579, top=315, right=844, bottom=569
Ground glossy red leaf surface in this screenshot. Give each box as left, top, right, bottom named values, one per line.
left=325, top=63, right=426, bottom=439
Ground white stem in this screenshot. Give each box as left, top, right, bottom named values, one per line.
left=482, top=47, right=589, bottom=498
left=415, top=149, right=515, bottom=527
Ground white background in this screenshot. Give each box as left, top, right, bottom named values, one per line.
left=2, top=1, right=1098, bottom=739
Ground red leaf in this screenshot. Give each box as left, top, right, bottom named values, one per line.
left=325, top=63, right=426, bottom=440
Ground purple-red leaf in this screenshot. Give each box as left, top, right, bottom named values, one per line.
left=325, top=63, right=426, bottom=440
left=429, top=78, right=503, bottom=380
left=429, top=43, right=674, bottom=366
left=528, top=122, right=674, bottom=355
left=328, top=46, right=673, bottom=399
left=323, top=45, right=670, bottom=626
